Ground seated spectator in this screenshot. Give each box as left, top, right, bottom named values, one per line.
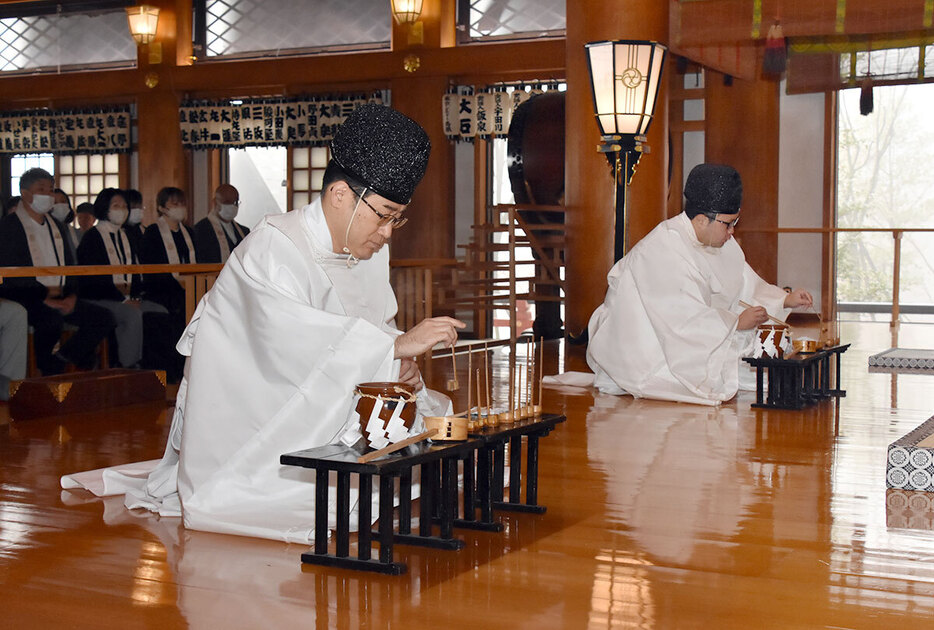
left=51, top=188, right=80, bottom=258
left=140, top=187, right=198, bottom=381
left=140, top=186, right=198, bottom=322
left=75, top=202, right=96, bottom=244
left=0, top=299, right=27, bottom=401
left=194, top=184, right=250, bottom=263
left=0, top=168, right=115, bottom=375
left=77, top=188, right=172, bottom=369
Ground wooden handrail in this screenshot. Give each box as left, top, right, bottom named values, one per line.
left=0, top=263, right=225, bottom=323
left=738, top=225, right=934, bottom=335
left=389, top=258, right=459, bottom=269
left=739, top=227, right=934, bottom=234
left=0, top=263, right=224, bottom=281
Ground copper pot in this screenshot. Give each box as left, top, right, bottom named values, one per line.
left=354, top=382, right=417, bottom=448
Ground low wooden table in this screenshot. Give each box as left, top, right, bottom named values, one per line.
left=281, top=438, right=479, bottom=575
left=280, top=413, right=567, bottom=574
left=743, top=344, right=849, bottom=410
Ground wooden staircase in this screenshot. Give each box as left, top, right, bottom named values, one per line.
left=441, top=203, right=566, bottom=340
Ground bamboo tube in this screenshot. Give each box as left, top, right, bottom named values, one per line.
left=534, top=341, right=543, bottom=416
left=484, top=342, right=493, bottom=426
left=447, top=345, right=459, bottom=391
left=466, top=348, right=474, bottom=431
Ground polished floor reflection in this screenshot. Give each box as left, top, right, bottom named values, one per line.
left=3, top=321, right=934, bottom=628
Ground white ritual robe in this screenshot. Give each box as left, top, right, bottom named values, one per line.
left=62, top=197, right=449, bottom=543
left=586, top=212, right=790, bottom=406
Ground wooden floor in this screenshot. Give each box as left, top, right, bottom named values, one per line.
left=3, top=320, right=934, bottom=629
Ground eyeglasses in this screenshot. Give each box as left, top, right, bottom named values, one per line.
left=356, top=193, right=408, bottom=229
left=709, top=214, right=740, bottom=229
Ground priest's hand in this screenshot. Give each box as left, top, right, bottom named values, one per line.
left=737, top=306, right=769, bottom=331
left=394, top=316, right=466, bottom=358
left=398, top=358, right=423, bottom=392
left=784, top=288, right=813, bottom=309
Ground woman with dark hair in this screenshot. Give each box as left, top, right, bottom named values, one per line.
left=51, top=188, right=79, bottom=258
left=140, top=186, right=198, bottom=322
left=140, top=187, right=198, bottom=381
left=77, top=187, right=170, bottom=369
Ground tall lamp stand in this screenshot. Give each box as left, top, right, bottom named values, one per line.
left=598, top=134, right=648, bottom=261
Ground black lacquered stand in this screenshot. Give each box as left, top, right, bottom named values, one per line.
left=742, top=344, right=849, bottom=410
left=280, top=413, right=566, bottom=574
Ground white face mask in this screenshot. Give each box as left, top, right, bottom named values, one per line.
left=108, top=208, right=128, bottom=227
left=165, top=206, right=187, bottom=223
left=30, top=194, right=54, bottom=214
left=218, top=203, right=239, bottom=221
left=50, top=203, right=71, bottom=222
left=128, top=207, right=143, bottom=225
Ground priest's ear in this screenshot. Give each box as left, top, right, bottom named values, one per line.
left=324, top=180, right=352, bottom=210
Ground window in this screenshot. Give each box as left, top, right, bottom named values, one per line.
left=197, top=0, right=390, bottom=60
left=836, top=82, right=934, bottom=314
left=227, top=146, right=289, bottom=228
left=0, top=10, right=135, bottom=74
left=289, top=146, right=330, bottom=210
left=10, top=153, right=55, bottom=195
left=458, top=0, right=565, bottom=43
left=57, top=154, right=122, bottom=207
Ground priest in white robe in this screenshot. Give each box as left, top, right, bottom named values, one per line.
left=62, top=104, right=463, bottom=543
left=586, top=163, right=812, bottom=406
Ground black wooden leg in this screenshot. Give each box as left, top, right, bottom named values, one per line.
left=478, top=446, right=492, bottom=523
left=526, top=435, right=540, bottom=507
left=492, top=442, right=505, bottom=502
left=509, top=435, right=522, bottom=503
left=358, top=473, right=371, bottom=561
left=462, top=453, right=475, bottom=521
left=336, top=471, right=351, bottom=558
left=379, top=474, right=397, bottom=566
left=419, top=462, right=436, bottom=537
left=399, top=468, right=412, bottom=535
left=755, top=366, right=764, bottom=405
left=315, top=468, right=329, bottom=555
left=454, top=448, right=502, bottom=532
left=440, top=457, right=456, bottom=540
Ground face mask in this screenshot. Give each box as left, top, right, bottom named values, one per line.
left=108, top=208, right=128, bottom=227
left=218, top=203, right=239, bottom=221
left=30, top=194, right=54, bottom=214
left=165, top=206, right=187, bottom=223
left=128, top=207, right=143, bottom=225
left=50, top=203, right=71, bottom=222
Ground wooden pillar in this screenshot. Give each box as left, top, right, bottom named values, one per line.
left=565, top=0, right=669, bottom=337
left=705, top=72, right=780, bottom=283
left=134, top=0, right=189, bottom=224
left=387, top=0, right=455, bottom=260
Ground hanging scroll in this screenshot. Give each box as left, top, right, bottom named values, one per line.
left=0, top=107, right=131, bottom=154
left=179, top=93, right=383, bottom=149
left=442, top=84, right=552, bottom=142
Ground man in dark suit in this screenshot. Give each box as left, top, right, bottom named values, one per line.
left=193, top=184, right=250, bottom=263
left=0, top=168, right=115, bottom=375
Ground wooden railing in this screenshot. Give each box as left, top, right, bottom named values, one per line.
left=0, top=263, right=225, bottom=323
left=741, top=226, right=934, bottom=331
left=1, top=259, right=458, bottom=329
